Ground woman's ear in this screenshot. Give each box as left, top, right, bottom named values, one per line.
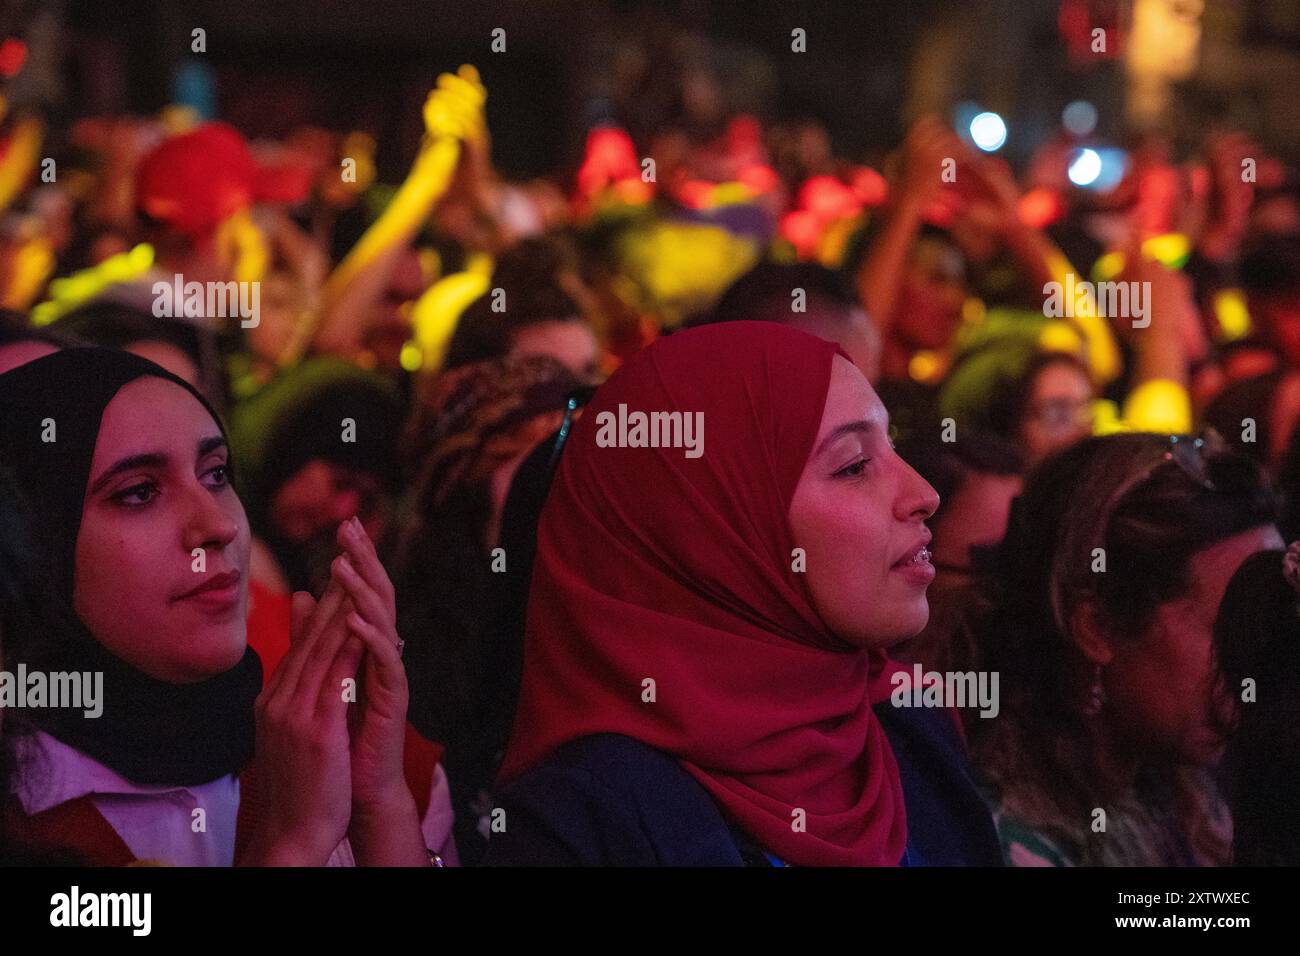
left=1068, top=600, right=1114, bottom=666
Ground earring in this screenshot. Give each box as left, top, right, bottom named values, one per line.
left=1083, top=663, right=1106, bottom=717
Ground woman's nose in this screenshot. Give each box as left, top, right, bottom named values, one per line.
left=183, top=484, right=240, bottom=552
left=897, top=462, right=940, bottom=522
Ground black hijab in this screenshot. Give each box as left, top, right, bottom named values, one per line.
left=0, top=348, right=260, bottom=786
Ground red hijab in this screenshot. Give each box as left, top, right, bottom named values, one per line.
left=499, top=321, right=907, bottom=866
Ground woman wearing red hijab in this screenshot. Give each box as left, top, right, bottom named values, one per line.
left=487, top=322, right=1001, bottom=866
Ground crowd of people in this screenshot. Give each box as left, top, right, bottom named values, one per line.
left=1, top=54, right=1299, bottom=867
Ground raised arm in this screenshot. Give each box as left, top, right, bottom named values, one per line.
left=311, top=65, right=487, bottom=359
left=855, top=117, right=960, bottom=343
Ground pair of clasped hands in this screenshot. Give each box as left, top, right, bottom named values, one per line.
left=242, top=517, right=429, bottom=867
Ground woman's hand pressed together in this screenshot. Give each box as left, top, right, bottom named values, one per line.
left=334, top=517, right=430, bottom=866
left=242, top=577, right=361, bottom=865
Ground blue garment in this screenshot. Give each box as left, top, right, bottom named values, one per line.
left=873, top=700, right=1003, bottom=866
left=484, top=702, right=1003, bottom=866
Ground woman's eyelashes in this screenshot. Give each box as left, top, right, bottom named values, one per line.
left=830, top=431, right=893, bottom=479
left=203, top=462, right=231, bottom=489
left=110, top=461, right=231, bottom=508
left=833, top=456, right=871, bottom=479
left=112, top=478, right=159, bottom=507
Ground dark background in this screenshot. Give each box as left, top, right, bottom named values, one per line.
left=43, top=0, right=1300, bottom=179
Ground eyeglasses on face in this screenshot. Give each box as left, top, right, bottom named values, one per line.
left=1026, top=397, right=1095, bottom=432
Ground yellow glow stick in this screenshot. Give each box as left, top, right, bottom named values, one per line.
left=322, top=65, right=485, bottom=311
left=215, top=208, right=268, bottom=285
left=1121, top=378, right=1193, bottom=434
left=1214, top=288, right=1250, bottom=341
left=2, top=235, right=54, bottom=310
left=410, top=260, right=492, bottom=372
left=1046, top=247, right=1121, bottom=384
left=0, top=116, right=43, bottom=212
left=30, top=243, right=156, bottom=326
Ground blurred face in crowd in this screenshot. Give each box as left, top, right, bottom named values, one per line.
left=75, top=377, right=250, bottom=683
left=894, top=236, right=967, bottom=352
left=1019, top=360, right=1095, bottom=465
left=1098, top=524, right=1282, bottom=767
left=903, top=467, right=1021, bottom=669
left=363, top=247, right=427, bottom=370
left=248, top=271, right=305, bottom=368
left=789, top=302, right=881, bottom=383
left=510, top=320, right=600, bottom=382
left=930, top=469, right=1021, bottom=584
left=788, top=355, right=940, bottom=646
left=269, top=459, right=386, bottom=547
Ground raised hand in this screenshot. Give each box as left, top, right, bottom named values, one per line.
left=1199, top=132, right=1257, bottom=262
left=316, top=64, right=488, bottom=355
left=331, top=516, right=409, bottom=810
left=241, top=577, right=362, bottom=866
left=332, top=517, right=429, bottom=865
left=894, top=115, right=965, bottom=211
left=422, top=64, right=487, bottom=146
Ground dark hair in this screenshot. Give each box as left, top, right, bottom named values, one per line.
left=0, top=468, right=38, bottom=823
left=1272, top=414, right=1300, bottom=542
left=395, top=476, right=494, bottom=742
left=1240, top=234, right=1300, bottom=299
left=1, top=468, right=34, bottom=863
left=228, top=357, right=403, bottom=528
left=391, top=355, right=577, bottom=861
left=0, top=313, right=72, bottom=350
left=969, top=434, right=1276, bottom=742
left=51, top=302, right=230, bottom=411
left=700, top=261, right=858, bottom=328
left=443, top=238, right=585, bottom=370
left=899, top=431, right=1024, bottom=508
left=1212, top=548, right=1300, bottom=866
left=0, top=468, right=49, bottom=666
left=52, top=302, right=204, bottom=360
left=1203, top=370, right=1285, bottom=468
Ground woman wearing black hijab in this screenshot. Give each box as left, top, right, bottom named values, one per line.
left=1, top=466, right=81, bottom=864
left=0, top=348, right=427, bottom=866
